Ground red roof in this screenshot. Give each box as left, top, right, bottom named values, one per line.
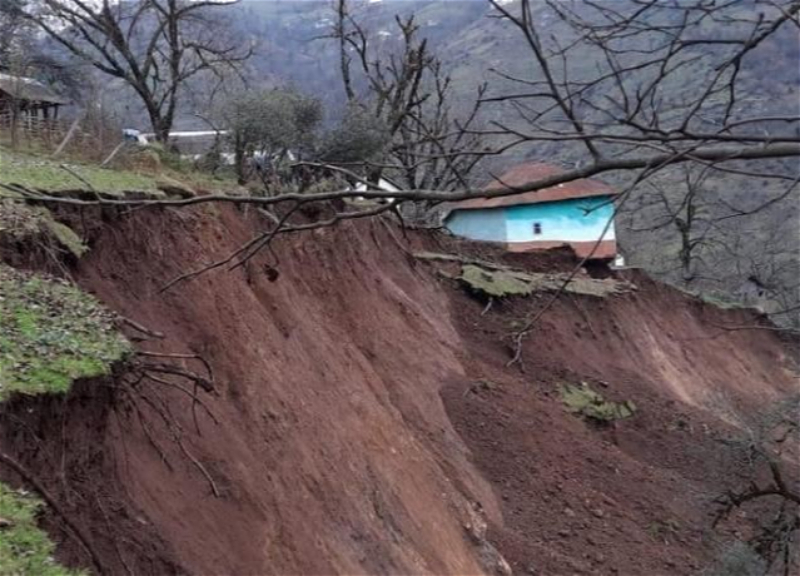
left=456, top=162, right=614, bottom=210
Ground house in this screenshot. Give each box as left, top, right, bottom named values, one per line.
left=444, top=162, right=618, bottom=259
left=0, top=72, right=69, bottom=121
left=354, top=175, right=400, bottom=195
left=140, top=130, right=229, bottom=156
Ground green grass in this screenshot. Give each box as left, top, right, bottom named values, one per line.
left=0, top=148, right=161, bottom=196
left=0, top=265, right=131, bottom=399
left=0, top=145, right=245, bottom=198
left=560, top=382, right=637, bottom=422
left=0, top=201, right=88, bottom=258
left=0, top=267, right=128, bottom=573
left=0, top=483, right=86, bottom=576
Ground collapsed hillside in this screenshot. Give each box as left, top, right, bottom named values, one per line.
left=0, top=203, right=797, bottom=576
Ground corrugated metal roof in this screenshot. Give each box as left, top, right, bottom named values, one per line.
left=455, top=162, right=614, bottom=210
left=0, top=73, right=70, bottom=105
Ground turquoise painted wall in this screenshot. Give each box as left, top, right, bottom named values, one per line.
left=505, top=196, right=615, bottom=243
left=445, top=196, right=615, bottom=243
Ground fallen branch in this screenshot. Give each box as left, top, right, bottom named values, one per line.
left=59, top=164, right=96, bottom=192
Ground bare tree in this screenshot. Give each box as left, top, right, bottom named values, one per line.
left=482, top=0, right=799, bottom=159
left=330, top=0, right=489, bottom=191
left=711, top=395, right=800, bottom=576
left=626, top=166, right=719, bottom=283
left=0, top=0, right=29, bottom=59
left=16, top=0, right=251, bottom=142
left=623, top=160, right=800, bottom=328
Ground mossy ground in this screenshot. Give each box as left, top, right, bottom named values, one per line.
left=0, top=265, right=131, bottom=399
left=0, top=145, right=245, bottom=199
left=0, top=484, right=86, bottom=576
left=0, top=201, right=88, bottom=258
left=560, top=382, right=637, bottom=422
left=456, top=263, right=634, bottom=299
left=0, top=266, right=129, bottom=574
left=0, top=148, right=161, bottom=196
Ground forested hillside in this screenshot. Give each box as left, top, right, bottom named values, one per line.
left=223, top=0, right=800, bottom=325
left=5, top=1, right=798, bottom=322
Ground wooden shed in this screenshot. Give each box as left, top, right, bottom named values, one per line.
left=0, top=72, right=70, bottom=121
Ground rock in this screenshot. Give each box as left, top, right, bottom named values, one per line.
left=558, top=528, right=571, bottom=538
left=156, top=176, right=195, bottom=198
left=591, top=508, right=605, bottom=518
left=0, top=516, right=12, bottom=529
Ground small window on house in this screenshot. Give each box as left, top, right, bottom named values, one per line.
left=533, top=222, right=542, bottom=235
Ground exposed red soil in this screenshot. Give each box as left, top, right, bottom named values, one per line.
left=505, top=239, right=616, bottom=260
left=2, top=206, right=503, bottom=576
left=0, top=205, right=797, bottom=576
left=441, top=269, right=798, bottom=576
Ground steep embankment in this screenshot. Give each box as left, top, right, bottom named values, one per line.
left=0, top=204, right=796, bottom=576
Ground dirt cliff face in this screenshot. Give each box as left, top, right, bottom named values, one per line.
left=0, top=205, right=796, bottom=576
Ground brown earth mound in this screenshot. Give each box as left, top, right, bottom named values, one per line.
left=0, top=205, right=796, bottom=576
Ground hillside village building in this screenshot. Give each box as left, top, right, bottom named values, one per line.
left=0, top=72, right=69, bottom=121
left=445, top=162, right=618, bottom=260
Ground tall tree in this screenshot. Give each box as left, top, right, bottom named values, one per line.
left=17, top=0, right=251, bottom=142
left=330, top=0, right=488, bottom=191
left=0, top=0, right=29, bottom=60
left=218, top=88, right=322, bottom=185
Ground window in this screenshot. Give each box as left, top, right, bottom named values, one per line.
left=533, top=222, right=542, bottom=235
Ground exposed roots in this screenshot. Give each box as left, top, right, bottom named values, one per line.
left=111, top=353, right=223, bottom=498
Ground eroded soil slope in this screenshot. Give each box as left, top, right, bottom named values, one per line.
left=2, top=206, right=503, bottom=576
left=441, top=265, right=798, bottom=576
left=0, top=205, right=796, bottom=576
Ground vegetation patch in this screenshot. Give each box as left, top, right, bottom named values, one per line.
left=456, top=263, right=634, bottom=299
left=0, top=201, right=88, bottom=259
left=459, top=264, right=536, bottom=297
left=0, top=200, right=42, bottom=240
left=560, top=383, right=637, bottom=422
left=0, top=148, right=161, bottom=196
left=0, top=265, right=131, bottom=399
left=40, top=217, right=88, bottom=259
left=0, top=483, right=86, bottom=576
